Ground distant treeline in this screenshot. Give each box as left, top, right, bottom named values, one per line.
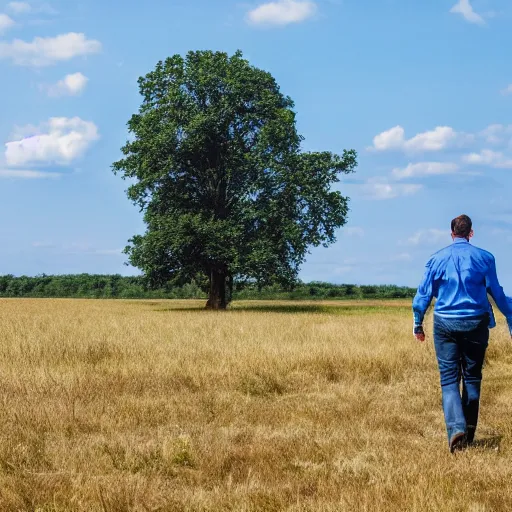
left=0, top=274, right=416, bottom=300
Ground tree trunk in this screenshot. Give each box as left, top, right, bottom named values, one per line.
left=226, top=272, right=233, bottom=304
left=205, top=268, right=228, bottom=310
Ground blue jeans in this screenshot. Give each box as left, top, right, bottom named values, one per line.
left=433, top=314, right=489, bottom=444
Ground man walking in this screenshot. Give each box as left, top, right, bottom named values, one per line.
left=413, top=215, right=512, bottom=452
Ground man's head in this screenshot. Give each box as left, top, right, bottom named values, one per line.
left=451, top=214, right=473, bottom=241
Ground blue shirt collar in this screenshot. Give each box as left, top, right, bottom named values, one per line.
left=453, top=237, right=469, bottom=244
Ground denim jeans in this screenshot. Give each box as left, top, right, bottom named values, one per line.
left=433, top=314, right=489, bottom=444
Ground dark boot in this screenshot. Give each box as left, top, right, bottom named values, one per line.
left=466, top=425, right=476, bottom=444
left=449, top=431, right=466, bottom=453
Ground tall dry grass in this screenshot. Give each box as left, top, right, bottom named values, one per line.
left=0, top=298, right=511, bottom=511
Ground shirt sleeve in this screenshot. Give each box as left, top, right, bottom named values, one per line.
left=413, top=257, right=435, bottom=327
left=486, top=256, right=512, bottom=335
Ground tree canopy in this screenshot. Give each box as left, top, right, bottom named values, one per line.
left=113, top=50, right=357, bottom=309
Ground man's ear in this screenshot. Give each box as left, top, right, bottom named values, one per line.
left=469, top=230, right=474, bottom=239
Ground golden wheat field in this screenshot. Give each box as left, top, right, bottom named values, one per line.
left=0, top=298, right=511, bottom=511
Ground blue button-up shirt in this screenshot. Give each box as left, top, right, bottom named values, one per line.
left=413, top=238, right=512, bottom=334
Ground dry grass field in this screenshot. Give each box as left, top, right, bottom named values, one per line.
left=0, top=298, right=511, bottom=511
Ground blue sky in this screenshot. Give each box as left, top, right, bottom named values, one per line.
left=1, top=0, right=512, bottom=289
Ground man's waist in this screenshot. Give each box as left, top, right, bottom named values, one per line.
left=434, top=301, right=490, bottom=317
left=434, top=311, right=489, bottom=320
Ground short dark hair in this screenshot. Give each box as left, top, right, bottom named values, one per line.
left=451, top=215, right=472, bottom=238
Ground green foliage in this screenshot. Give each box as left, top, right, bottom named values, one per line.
left=112, top=50, right=357, bottom=307
left=0, top=275, right=416, bottom=300
left=233, top=281, right=416, bottom=300
left=0, top=274, right=203, bottom=299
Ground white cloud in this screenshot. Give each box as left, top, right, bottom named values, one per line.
left=372, top=125, right=405, bottom=151
left=495, top=160, right=512, bottom=169
left=479, top=124, right=512, bottom=144
left=450, top=0, right=485, bottom=25
left=7, top=2, right=57, bottom=15
left=406, top=229, right=448, bottom=246
left=371, top=125, right=459, bottom=152
left=0, top=13, right=15, bottom=33
left=392, top=162, right=459, bottom=180
left=362, top=179, right=423, bottom=200
left=373, top=123, right=512, bottom=153
left=343, top=226, right=365, bottom=237
left=463, top=149, right=503, bottom=165
left=5, top=117, right=99, bottom=167
left=45, top=72, right=89, bottom=97
left=407, top=127, right=460, bottom=151
left=6, top=1, right=31, bottom=14
left=0, top=169, right=60, bottom=179
left=0, top=32, right=102, bottom=67
left=501, top=84, right=512, bottom=96
left=463, top=149, right=512, bottom=168
left=247, top=0, right=317, bottom=26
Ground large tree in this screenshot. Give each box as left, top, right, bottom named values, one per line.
left=113, top=50, right=357, bottom=309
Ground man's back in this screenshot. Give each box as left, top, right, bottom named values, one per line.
left=413, top=238, right=512, bottom=329
left=424, top=238, right=493, bottom=318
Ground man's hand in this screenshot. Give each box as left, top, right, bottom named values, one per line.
left=414, top=325, right=426, bottom=342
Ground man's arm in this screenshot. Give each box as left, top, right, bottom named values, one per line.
left=486, top=256, right=512, bottom=336
left=412, top=258, right=435, bottom=341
